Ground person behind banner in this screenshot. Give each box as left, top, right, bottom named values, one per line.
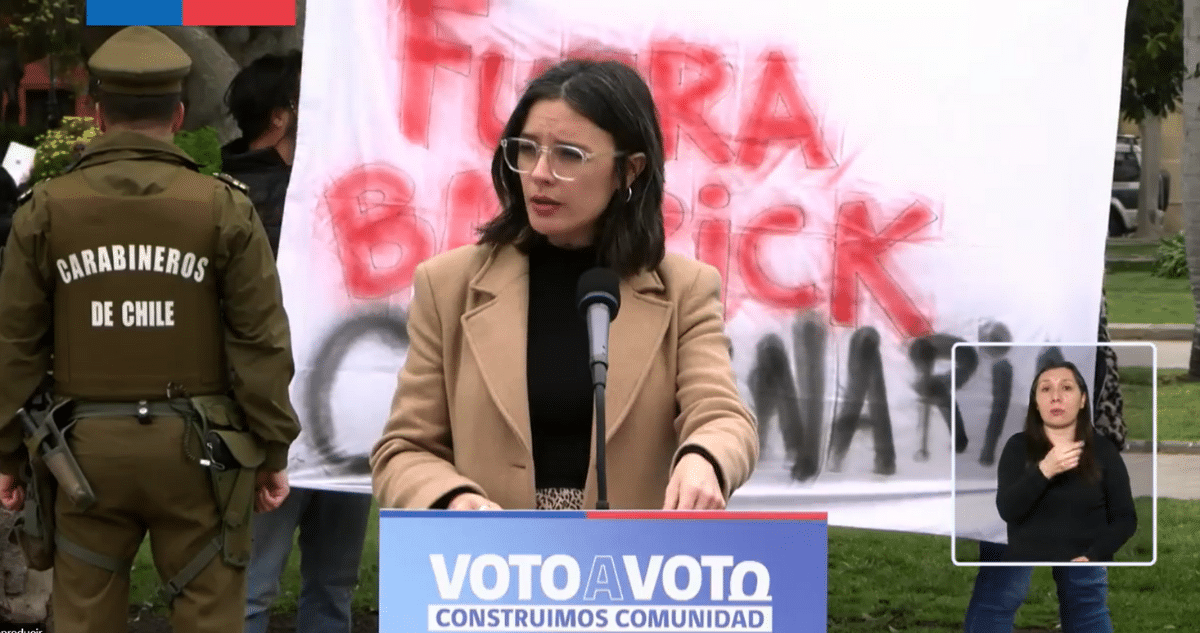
left=370, top=59, right=758, bottom=511
left=221, top=50, right=375, bottom=633
left=0, top=27, right=299, bottom=633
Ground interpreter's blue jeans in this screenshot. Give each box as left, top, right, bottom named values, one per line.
left=244, top=488, right=374, bottom=633
left=963, top=541, right=1112, bottom=633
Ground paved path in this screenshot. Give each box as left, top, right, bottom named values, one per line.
left=1112, top=340, right=1189, bottom=370
left=1124, top=452, right=1199, bottom=500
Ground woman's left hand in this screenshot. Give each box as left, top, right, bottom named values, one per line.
left=664, top=453, right=725, bottom=510
left=1071, top=556, right=1090, bottom=562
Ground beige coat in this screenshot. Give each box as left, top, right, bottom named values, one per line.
left=370, top=244, right=758, bottom=509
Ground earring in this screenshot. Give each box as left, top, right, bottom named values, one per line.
left=626, top=187, right=633, bottom=202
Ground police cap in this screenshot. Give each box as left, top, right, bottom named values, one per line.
left=89, top=26, right=192, bottom=95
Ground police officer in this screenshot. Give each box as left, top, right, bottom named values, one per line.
left=0, top=26, right=299, bottom=633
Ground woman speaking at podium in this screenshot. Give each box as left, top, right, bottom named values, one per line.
left=370, top=59, right=758, bottom=512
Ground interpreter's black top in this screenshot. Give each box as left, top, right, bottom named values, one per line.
left=526, top=241, right=598, bottom=489
left=996, top=431, right=1137, bottom=562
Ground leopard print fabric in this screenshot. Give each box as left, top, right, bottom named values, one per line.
left=1094, top=290, right=1127, bottom=450
left=535, top=488, right=584, bottom=510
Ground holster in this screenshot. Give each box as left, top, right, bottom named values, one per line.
left=13, top=436, right=58, bottom=571
left=12, top=398, right=81, bottom=571
left=188, top=395, right=264, bottom=568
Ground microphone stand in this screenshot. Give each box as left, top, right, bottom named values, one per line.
left=592, top=362, right=609, bottom=510
left=578, top=267, right=619, bottom=512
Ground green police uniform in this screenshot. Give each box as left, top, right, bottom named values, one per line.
left=0, top=27, right=300, bottom=633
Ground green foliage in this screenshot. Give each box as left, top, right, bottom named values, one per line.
left=173, top=126, right=222, bottom=175
left=29, top=117, right=224, bottom=182
left=1152, top=230, right=1188, bottom=278
left=1121, top=0, right=1185, bottom=121
left=28, top=115, right=96, bottom=183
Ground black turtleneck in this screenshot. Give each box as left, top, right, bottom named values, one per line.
left=527, top=240, right=598, bottom=489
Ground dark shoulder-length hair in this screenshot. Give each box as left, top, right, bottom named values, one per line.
left=477, top=59, right=666, bottom=277
left=1023, top=359, right=1100, bottom=482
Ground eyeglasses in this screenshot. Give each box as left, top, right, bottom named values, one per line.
left=499, top=137, right=625, bottom=182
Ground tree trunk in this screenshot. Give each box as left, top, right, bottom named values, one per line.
left=1135, top=115, right=1164, bottom=238
left=1183, top=0, right=1200, bottom=376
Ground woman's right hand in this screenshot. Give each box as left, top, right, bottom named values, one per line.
left=1038, top=441, right=1083, bottom=479
left=448, top=491, right=503, bottom=511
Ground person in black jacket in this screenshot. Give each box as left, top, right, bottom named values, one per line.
left=965, top=357, right=1135, bottom=633
left=995, top=359, right=1137, bottom=564
left=223, top=51, right=375, bottom=633
left=220, top=51, right=301, bottom=254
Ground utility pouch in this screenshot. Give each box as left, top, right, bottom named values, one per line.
left=188, top=395, right=247, bottom=431
left=189, top=395, right=262, bottom=568
left=204, top=429, right=265, bottom=471
left=13, top=442, right=57, bottom=571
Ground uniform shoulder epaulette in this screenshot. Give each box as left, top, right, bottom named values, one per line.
left=214, top=172, right=250, bottom=194
left=15, top=187, right=32, bottom=205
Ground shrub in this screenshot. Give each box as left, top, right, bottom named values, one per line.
left=29, top=117, right=223, bottom=183
left=173, top=126, right=222, bottom=176
left=1152, top=231, right=1188, bottom=278
left=29, top=116, right=99, bottom=184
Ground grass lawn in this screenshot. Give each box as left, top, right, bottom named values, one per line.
left=1119, top=366, right=1200, bottom=442
left=1105, top=242, right=1159, bottom=258
left=1104, top=269, right=1193, bottom=324
left=832, top=497, right=1189, bottom=632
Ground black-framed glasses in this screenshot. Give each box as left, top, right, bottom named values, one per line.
left=499, top=137, right=625, bottom=181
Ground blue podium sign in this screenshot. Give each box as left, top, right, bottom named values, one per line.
left=379, top=510, right=827, bottom=632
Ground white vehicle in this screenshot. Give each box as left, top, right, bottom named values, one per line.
left=1111, top=134, right=1167, bottom=236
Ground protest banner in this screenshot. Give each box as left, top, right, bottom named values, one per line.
left=281, top=0, right=1126, bottom=537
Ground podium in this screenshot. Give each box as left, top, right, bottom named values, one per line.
left=379, top=510, right=828, bottom=632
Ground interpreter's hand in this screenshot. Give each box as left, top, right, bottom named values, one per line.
left=1072, top=556, right=1090, bottom=562
left=0, top=473, right=24, bottom=512
left=254, top=469, right=290, bottom=513
left=664, top=453, right=725, bottom=511
left=448, top=492, right=502, bottom=511
left=1038, top=441, right=1083, bottom=479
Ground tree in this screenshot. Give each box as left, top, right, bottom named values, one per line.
left=1183, top=0, right=1200, bottom=378
left=1121, top=0, right=1185, bottom=238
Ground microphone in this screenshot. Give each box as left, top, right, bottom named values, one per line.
left=576, top=267, right=621, bottom=510
left=576, top=267, right=621, bottom=386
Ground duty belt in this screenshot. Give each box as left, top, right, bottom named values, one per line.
left=62, top=395, right=232, bottom=604
left=70, top=399, right=194, bottom=423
